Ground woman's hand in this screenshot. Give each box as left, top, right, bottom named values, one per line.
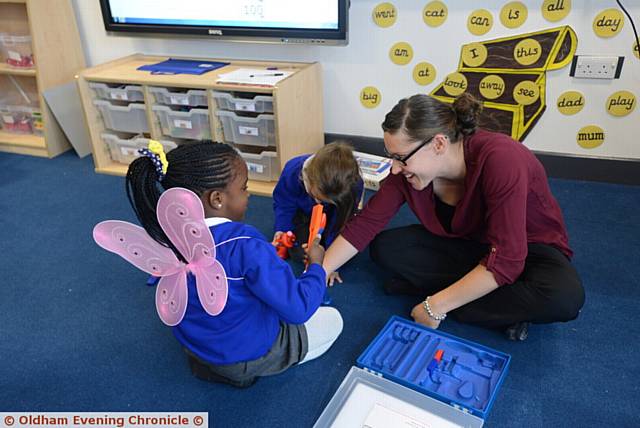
left=410, top=302, right=441, bottom=329
left=327, top=271, right=343, bottom=287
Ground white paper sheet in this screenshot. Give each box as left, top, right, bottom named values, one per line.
left=216, top=68, right=292, bottom=86
left=331, top=383, right=463, bottom=428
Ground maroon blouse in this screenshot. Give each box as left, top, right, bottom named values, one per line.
left=341, top=129, right=572, bottom=286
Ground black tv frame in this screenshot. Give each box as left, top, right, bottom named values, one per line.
left=99, top=0, right=349, bottom=45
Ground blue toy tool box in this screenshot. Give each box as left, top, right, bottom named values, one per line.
left=313, top=316, right=511, bottom=427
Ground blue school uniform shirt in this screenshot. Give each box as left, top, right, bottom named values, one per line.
left=273, top=154, right=364, bottom=246
left=172, top=217, right=326, bottom=365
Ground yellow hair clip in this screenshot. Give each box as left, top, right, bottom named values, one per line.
left=148, top=140, right=168, bottom=175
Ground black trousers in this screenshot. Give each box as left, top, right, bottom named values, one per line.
left=369, top=224, right=585, bottom=329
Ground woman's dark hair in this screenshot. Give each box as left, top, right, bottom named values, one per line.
left=305, top=141, right=362, bottom=237
left=126, top=141, right=241, bottom=259
left=381, top=93, right=482, bottom=143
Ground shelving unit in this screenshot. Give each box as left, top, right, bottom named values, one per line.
left=0, top=0, right=85, bottom=157
left=77, top=54, right=324, bottom=196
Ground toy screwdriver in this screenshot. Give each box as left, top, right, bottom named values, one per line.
left=427, top=349, right=444, bottom=374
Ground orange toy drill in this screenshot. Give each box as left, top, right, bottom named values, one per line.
left=307, top=204, right=332, bottom=305
left=307, top=204, right=327, bottom=251
left=273, top=231, right=296, bottom=259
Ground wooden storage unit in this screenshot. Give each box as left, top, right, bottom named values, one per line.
left=77, top=54, right=324, bottom=196
left=0, top=0, right=85, bottom=157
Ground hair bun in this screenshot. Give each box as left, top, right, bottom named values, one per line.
left=452, top=93, right=482, bottom=137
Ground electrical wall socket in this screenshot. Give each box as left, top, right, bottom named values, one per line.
left=571, top=55, right=623, bottom=79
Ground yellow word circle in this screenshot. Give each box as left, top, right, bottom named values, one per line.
left=514, top=38, right=542, bottom=66
left=373, top=3, right=397, bottom=28
left=389, top=42, right=413, bottom=65
left=413, top=62, right=437, bottom=86
left=467, top=9, right=493, bottom=36
left=462, top=43, right=488, bottom=68
left=423, top=1, right=448, bottom=28
left=513, top=81, right=540, bottom=105
left=442, top=72, right=468, bottom=97
left=593, top=9, right=624, bottom=38
left=360, top=87, right=382, bottom=109
left=577, top=125, right=605, bottom=149
left=500, top=2, right=528, bottom=29
left=479, top=75, right=505, bottom=100
left=606, top=90, right=636, bottom=116
left=557, top=91, right=585, bottom=115
left=542, top=0, right=571, bottom=22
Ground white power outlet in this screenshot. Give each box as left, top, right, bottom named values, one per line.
left=573, top=56, right=619, bottom=79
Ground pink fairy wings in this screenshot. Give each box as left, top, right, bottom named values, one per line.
left=93, top=187, right=228, bottom=326
left=156, top=187, right=228, bottom=320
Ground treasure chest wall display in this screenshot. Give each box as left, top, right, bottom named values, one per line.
left=430, top=26, right=578, bottom=142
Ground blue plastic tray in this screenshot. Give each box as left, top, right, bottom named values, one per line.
left=356, top=316, right=511, bottom=420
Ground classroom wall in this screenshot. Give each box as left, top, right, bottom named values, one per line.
left=71, top=0, right=640, bottom=160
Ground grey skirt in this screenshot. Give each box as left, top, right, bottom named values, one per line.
left=185, top=321, right=309, bottom=388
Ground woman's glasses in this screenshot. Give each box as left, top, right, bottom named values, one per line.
left=384, top=136, right=434, bottom=166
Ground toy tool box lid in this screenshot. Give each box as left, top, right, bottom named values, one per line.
left=313, top=316, right=510, bottom=427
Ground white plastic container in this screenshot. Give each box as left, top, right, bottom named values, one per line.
left=89, top=82, right=145, bottom=102
left=233, top=144, right=279, bottom=182
left=0, top=33, right=6, bottom=64
left=0, top=74, right=39, bottom=108
left=93, top=100, right=149, bottom=133
left=0, top=34, right=34, bottom=68
left=152, top=105, right=211, bottom=140
left=101, top=133, right=178, bottom=164
left=216, top=110, right=275, bottom=147
left=212, top=91, right=274, bottom=113
left=150, top=87, right=208, bottom=107
left=0, top=105, right=36, bottom=134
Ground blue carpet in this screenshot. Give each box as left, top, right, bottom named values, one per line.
left=0, top=151, right=638, bottom=427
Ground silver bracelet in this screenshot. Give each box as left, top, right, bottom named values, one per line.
left=423, top=296, right=447, bottom=321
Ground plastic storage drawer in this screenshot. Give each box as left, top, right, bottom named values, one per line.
left=0, top=105, right=36, bottom=134
left=150, top=87, right=208, bottom=107
left=212, top=91, right=274, bottom=113
left=152, top=105, right=211, bottom=140
left=93, top=100, right=149, bottom=133
left=234, top=145, right=279, bottom=181
left=101, top=133, right=177, bottom=164
left=89, top=82, right=144, bottom=102
left=216, top=110, right=275, bottom=147
left=0, top=34, right=34, bottom=68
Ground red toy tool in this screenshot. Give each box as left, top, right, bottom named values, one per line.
left=273, top=231, right=296, bottom=259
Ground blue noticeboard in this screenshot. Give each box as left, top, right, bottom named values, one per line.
left=137, top=58, right=229, bottom=75
left=314, top=316, right=511, bottom=427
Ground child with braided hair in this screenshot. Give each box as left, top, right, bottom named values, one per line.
left=122, top=141, right=343, bottom=387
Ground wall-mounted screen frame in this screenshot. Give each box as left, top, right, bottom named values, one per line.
left=99, top=0, right=349, bottom=45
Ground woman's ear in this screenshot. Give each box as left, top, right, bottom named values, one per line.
left=432, top=134, right=449, bottom=155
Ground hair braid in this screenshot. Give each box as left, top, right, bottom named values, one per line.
left=126, top=141, right=241, bottom=260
